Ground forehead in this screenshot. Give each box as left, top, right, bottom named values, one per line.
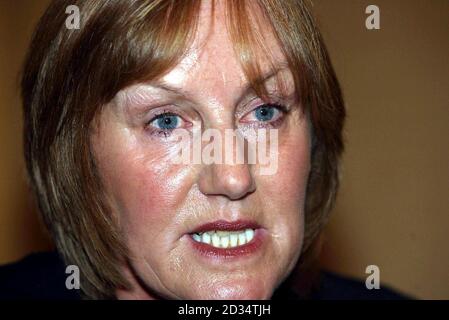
left=160, top=0, right=288, bottom=90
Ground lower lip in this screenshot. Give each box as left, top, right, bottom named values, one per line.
left=187, top=229, right=266, bottom=259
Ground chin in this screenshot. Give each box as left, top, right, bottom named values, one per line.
left=195, top=280, right=273, bottom=300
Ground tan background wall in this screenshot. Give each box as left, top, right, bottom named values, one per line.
left=0, top=0, right=447, bottom=299
left=0, top=0, right=54, bottom=265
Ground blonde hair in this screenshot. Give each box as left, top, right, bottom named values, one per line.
left=21, top=0, right=345, bottom=299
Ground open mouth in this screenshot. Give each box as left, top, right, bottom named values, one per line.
left=190, top=229, right=255, bottom=249
left=187, top=220, right=265, bottom=258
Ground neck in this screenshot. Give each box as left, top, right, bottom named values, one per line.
left=114, top=262, right=158, bottom=300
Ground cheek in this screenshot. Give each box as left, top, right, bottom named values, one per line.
left=95, top=136, right=193, bottom=250
left=277, top=135, right=310, bottom=211
left=259, top=122, right=311, bottom=262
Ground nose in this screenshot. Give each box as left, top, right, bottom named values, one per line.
left=198, top=159, right=256, bottom=201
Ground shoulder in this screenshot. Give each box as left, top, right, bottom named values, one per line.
left=311, top=270, right=411, bottom=300
left=0, top=251, right=80, bottom=300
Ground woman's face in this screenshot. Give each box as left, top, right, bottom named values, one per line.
left=91, top=2, right=311, bottom=299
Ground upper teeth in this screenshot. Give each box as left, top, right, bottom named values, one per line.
left=191, top=229, right=255, bottom=248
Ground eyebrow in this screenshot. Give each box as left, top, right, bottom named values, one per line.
left=147, top=63, right=292, bottom=100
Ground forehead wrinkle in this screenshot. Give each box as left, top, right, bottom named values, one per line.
left=161, top=51, right=199, bottom=88
left=146, top=65, right=291, bottom=104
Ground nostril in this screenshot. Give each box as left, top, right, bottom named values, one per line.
left=198, top=161, right=256, bottom=200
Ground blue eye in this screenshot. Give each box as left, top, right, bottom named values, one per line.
left=252, top=103, right=285, bottom=123
left=150, top=113, right=180, bottom=130
left=240, top=103, right=287, bottom=128
left=254, top=105, right=276, bottom=121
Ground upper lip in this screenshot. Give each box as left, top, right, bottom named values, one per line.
left=189, top=219, right=261, bottom=234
